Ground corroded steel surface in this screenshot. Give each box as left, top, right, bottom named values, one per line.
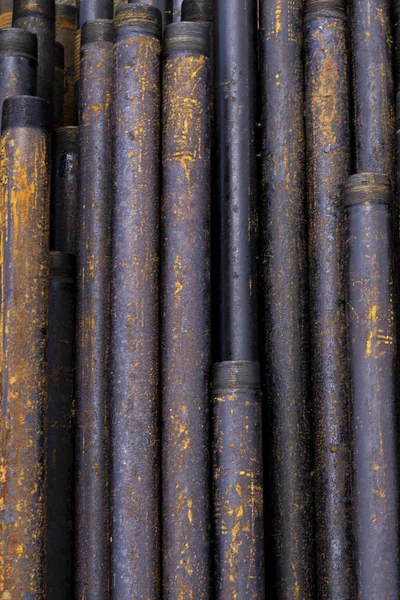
left=47, top=252, right=75, bottom=600
left=345, top=173, right=400, bottom=599
left=305, top=3, right=354, bottom=598
left=50, top=126, right=79, bottom=255
left=350, top=0, right=395, bottom=183
left=13, top=0, right=55, bottom=111
left=260, top=0, right=315, bottom=597
left=55, top=3, right=76, bottom=125
left=128, top=0, right=173, bottom=33
left=172, top=0, right=182, bottom=21
left=0, top=96, right=51, bottom=599
left=161, top=22, right=211, bottom=600
left=110, top=5, right=161, bottom=598
left=0, top=28, right=37, bottom=115
left=212, top=361, right=264, bottom=600
left=75, top=19, right=113, bottom=600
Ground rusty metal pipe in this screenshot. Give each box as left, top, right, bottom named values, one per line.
left=259, top=0, right=315, bottom=596
left=128, top=0, right=172, bottom=34
left=47, top=251, right=76, bottom=600
left=0, top=27, right=37, bottom=115
left=304, top=0, right=354, bottom=597
left=0, top=94, right=51, bottom=599
left=161, top=21, right=211, bottom=600
left=0, top=0, right=13, bottom=28
left=53, top=40, right=64, bottom=127
left=350, top=0, right=395, bottom=183
left=110, top=5, right=162, bottom=597
left=345, top=173, right=400, bottom=599
left=75, top=18, right=113, bottom=600
left=13, top=0, right=55, bottom=112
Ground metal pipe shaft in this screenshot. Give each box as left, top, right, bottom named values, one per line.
left=345, top=173, right=400, bottom=599
left=13, top=0, right=55, bottom=111
left=305, top=0, right=353, bottom=597
left=54, top=40, right=64, bottom=127
left=47, top=251, right=76, bottom=600
left=50, top=126, right=79, bottom=255
left=75, top=19, right=113, bottom=600
left=128, top=0, right=172, bottom=33
left=0, top=0, right=13, bottom=28
left=260, top=0, right=315, bottom=596
left=161, top=21, right=211, bottom=600
left=0, top=95, right=51, bottom=599
left=110, top=5, right=161, bottom=597
left=55, top=3, right=76, bottom=125
left=0, top=27, right=37, bottom=115
left=350, top=0, right=395, bottom=183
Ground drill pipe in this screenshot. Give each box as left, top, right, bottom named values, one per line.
left=350, top=0, right=395, bottom=183
left=304, top=0, right=354, bottom=597
left=75, top=18, right=113, bottom=600
left=47, top=251, right=76, bottom=600
left=13, top=0, right=55, bottom=111
left=55, top=3, right=76, bottom=125
left=345, top=173, right=400, bottom=599
left=0, top=27, right=37, bottom=115
left=212, top=362, right=264, bottom=599
left=161, top=21, right=211, bottom=600
left=260, top=0, right=315, bottom=596
left=50, top=126, right=79, bottom=255
left=110, top=5, right=161, bottom=597
left=214, top=0, right=258, bottom=363
left=0, top=95, right=51, bottom=599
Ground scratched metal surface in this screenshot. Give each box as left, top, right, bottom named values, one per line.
left=305, top=2, right=354, bottom=598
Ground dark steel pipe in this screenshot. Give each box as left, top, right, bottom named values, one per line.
left=128, top=0, right=172, bottom=33
left=110, top=5, right=161, bottom=597
left=260, top=0, right=315, bottom=596
left=172, top=0, right=182, bottom=21
left=47, top=251, right=76, bottom=600
left=13, top=0, right=55, bottom=111
left=181, top=0, right=212, bottom=24
left=0, top=27, right=37, bottom=115
left=0, top=0, right=12, bottom=27
left=345, top=173, right=400, bottom=599
left=214, top=0, right=258, bottom=363
left=55, top=3, right=76, bottom=125
left=0, top=95, right=51, bottom=598
left=350, top=0, right=395, bottom=183
left=74, top=0, right=112, bottom=121
left=54, top=40, right=64, bottom=127
left=304, top=1, right=354, bottom=597
left=161, top=22, right=211, bottom=599
left=50, top=126, right=79, bottom=255
left=212, top=362, right=264, bottom=599
left=75, top=18, right=113, bottom=600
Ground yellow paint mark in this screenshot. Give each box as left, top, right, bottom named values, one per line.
left=188, top=499, right=193, bottom=524
left=16, top=544, right=23, bottom=555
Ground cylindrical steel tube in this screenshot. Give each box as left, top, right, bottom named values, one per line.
left=110, top=6, right=161, bottom=596
left=350, top=0, right=395, bottom=182
left=161, top=22, right=211, bottom=599
left=50, top=126, right=79, bottom=255
left=214, top=0, right=258, bottom=363
left=0, top=27, right=37, bottom=115
left=0, top=95, right=51, bottom=599
left=74, top=0, right=112, bottom=119
left=13, top=0, right=55, bottom=110
left=128, top=0, right=172, bottom=33
left=260, top=0, right=315, bottom=597
left=55, top=3, right=76, bottom=125
left=75, top=18, right=113, bottom=600
left=47, top=251, right=76, bottom=600
left=0, top=0, right=13, bottom=28
left=172, top=0, right=181, bottom=21
left=304, top=1, right=354, bottom=597
left=212, top=362, right=264, bottom=599
left=181, top=0, right=211, bottom=24
left=345, top=173, right=400, bottom=599
left=54, top=40, right=64, bottom=127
